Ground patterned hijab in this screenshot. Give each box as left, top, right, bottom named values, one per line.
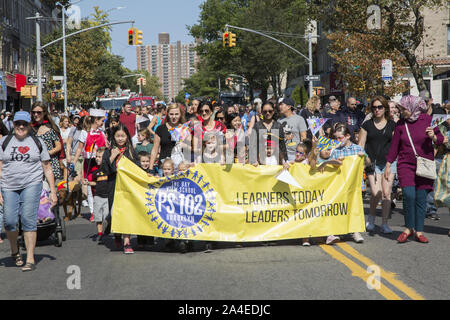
left=398, top=95, right=427, bottom=122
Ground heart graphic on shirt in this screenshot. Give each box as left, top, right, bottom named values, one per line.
left=18, top=146, right=30, bottom=154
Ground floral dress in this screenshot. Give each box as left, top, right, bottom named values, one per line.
left=38, top=128, right=63, bottom=180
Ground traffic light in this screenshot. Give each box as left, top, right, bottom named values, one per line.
left=128, top=28, right=135, bottom=45
left=135, top=29, right=143, bottom=45
left=137, top=77, right=146, bottom=86
left=229, top=32, right=236, bottom=47
left=313, top=87, right=325, bottom=96
left=222, top=32, right=230, bottom=47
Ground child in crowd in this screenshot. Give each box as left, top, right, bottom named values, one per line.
left=135, top=128, right=153, bottom=155
left=263, top=140, right=279, bottom=165
left=308, top=140, right=344, bottom=246
left=162, top=158, right=175, bottom=177
left=202, top=133, right=225, bottom=164
left=137, top=151, right=155, bottom=249
left=160, top=158, right=189, bottom=253
left=102, top=124, right=139, bottom=254
left=84, top=147, right=110, bottom=244
left=283, top=140, right=314, bottom=246
left=177, top=161, right=191, bottom=173
left=329, top=122, right=370, bottom=244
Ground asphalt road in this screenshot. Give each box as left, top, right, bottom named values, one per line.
left=0, top=198, right=448, bottom=301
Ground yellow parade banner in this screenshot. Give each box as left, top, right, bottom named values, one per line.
left=111, top=156, right=366, bottom=241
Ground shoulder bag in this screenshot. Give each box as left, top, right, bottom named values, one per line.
left=405, top=123, right=436, bottom=180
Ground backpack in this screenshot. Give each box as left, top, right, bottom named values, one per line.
left=2, top=134, right=43, bottom=153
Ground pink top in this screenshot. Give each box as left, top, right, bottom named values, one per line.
left=386, top=113, right=444, bottom=190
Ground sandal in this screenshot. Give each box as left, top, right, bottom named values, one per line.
left=11, top=252, right=24, bottom=267
left=22, top=262, right=36, bottom=272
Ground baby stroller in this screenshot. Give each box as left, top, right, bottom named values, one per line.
left=18, top=190, right=67, bottom=248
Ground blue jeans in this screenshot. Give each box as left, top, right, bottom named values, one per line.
left=402, top=186, right=428, bottom=232
left=426, top=158, right=442, bottom=215
left=2, top=182, right=43, bottom=232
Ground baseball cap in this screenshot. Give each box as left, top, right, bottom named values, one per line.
left=329, top=95, right=337, bottom=101
left=280, top=97, right=295, bottom=107
left=13, top=111, right=31, bottom=123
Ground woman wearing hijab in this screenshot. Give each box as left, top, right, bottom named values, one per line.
left=385, top=95, right=444, bottom=243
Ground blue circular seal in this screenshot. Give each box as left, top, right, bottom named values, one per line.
left=155, top=178, right=207, bottom=229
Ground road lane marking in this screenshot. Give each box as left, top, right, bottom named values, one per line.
left=336, top=243, right=425, bottom=300
left=320, top=244, right=403, bottom=300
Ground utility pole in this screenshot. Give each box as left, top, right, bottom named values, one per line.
left=58, top=3, right=68, bottom=111
left=308, top=33, right=313, bottom=98
left=35, top=13, right=42, bottom=101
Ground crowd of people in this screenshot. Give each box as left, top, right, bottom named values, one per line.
left=0, top=90, right=449, bottom=270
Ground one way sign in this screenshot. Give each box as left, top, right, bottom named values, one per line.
left=304, top=75, right=320, bottom=82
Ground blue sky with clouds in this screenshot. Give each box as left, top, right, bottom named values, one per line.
left=77, top=0, right=204, bottom=70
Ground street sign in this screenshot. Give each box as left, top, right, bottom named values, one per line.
left=53, top=76, right=64, bottom=81
left=27, top=75, right=47, bottom=84
left=304, top=75, right=320, bottom=82
left=381, top=59, right=393, bottom=81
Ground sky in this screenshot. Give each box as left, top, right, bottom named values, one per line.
left=77, top=0, right=205, bottom=70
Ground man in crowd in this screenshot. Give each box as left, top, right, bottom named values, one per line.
left=420, top=90, right=446, bottom=116
left=323, top=99, right=343, bottom=135
left=339, top=96, right=365, bottom=140
left=119, top=101, right=136, bottom=138
left=278, top=97, right=308, bottom=162
left=3, top=112, right=13, bottom=132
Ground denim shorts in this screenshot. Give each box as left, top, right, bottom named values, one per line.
left=2, top=182, right=43, bottom=232
left=375, top=160, right=397, bottom=175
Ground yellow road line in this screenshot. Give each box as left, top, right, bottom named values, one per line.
left=336, top=243, right=425, bottom=300
left=320, top=244, right=403, bottom=300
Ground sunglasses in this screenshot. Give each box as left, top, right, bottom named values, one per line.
left=200, top=109, right=211, bottom=114
left=32, top=110, right=43, bottom=115
left=216, top=116, right=224, bottom=121
left=296, top=151, right=305, bottom=155
left=263, top=110, right=274, bottom=114
left=372, top=105, right=384, bottom=110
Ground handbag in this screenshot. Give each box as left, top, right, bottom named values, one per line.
left=405, top=123, right=436, bottom=180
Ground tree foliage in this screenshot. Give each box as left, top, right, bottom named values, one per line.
left=188, top=0, right=309, bottom=102
left=41, top=7, right=136, bottom=106
left=309, top=0, right=447, bottom=93
left=327, top=32, right=409, bottom=97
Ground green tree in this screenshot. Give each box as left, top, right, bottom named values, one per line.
left=188, top=0, right=308, bottom=102
left=42, top=7, right=129, bottom=105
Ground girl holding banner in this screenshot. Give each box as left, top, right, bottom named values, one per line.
left=330, top=123, right=369, bottom=244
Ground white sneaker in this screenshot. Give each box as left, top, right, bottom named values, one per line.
left=326, top=235, right=340, bottom=245
left=352, top=232, right=364, bottom=243
left=380, top=224, right=393, bottom=234
left=82, top=200, right=89, bottom=207
left=366, top=216, right=375, bottom=232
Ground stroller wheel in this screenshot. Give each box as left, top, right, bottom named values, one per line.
left=55, top=232, right=63, bottom=247
left=61, top=219, right=67, bottom=241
